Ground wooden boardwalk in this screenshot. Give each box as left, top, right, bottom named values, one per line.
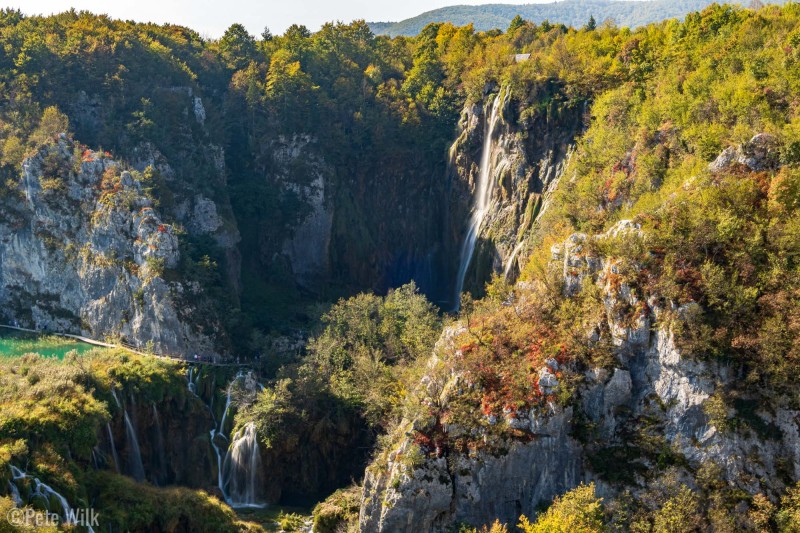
left=0, top=324, right=248, bottom=367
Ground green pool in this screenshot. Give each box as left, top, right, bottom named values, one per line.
left=0, top=328, right=96, bottom=359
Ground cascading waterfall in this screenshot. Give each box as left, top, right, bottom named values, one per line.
left=195, top=371, right=266, bottom=507
left=453, top=91, right=505, bottom=309
left=218, top=372, right=243, bottom=437
left=184, top=368, right=266, bottom=506
left=9, top=466, right=95, bottom=533
left=110, top=387, right=146, bottom=482
left=207, top=372, right=244, bottom=499
left=8, top=480, right=22, bottom=506
left=222, top=422, right=264, bottom=508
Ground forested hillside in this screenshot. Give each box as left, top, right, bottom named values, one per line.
left=2, top=2, right=800, bottom=532
left=369, top=0, right=785, bottom=37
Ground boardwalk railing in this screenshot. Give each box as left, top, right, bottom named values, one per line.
left=0, top=324, right=247, bottom=367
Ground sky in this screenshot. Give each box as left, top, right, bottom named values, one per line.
left=3, top=0, right=550, bottom=38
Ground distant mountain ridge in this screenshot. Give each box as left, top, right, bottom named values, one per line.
left=368, top=0, right=780, bottom=36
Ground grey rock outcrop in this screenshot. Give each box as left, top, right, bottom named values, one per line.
left=360, top=410, right=581, bottom=533
left=567, top=225, right=800, bottom=496
left=275, top=135, right=333, bottom=291
left=708, top=133, right=781, bottom=173
left=0, top=137, right=217, bottom=356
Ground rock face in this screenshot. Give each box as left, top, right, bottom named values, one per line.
left=448, top=83, right=585, bottom=298
left=359, top=410, right=582, bottom=533
left=359, top=218, right=800, bottom=531
left=275, top=135, right=334, bottom=291
left=0, top=137, right=218, bottom=357
left=561, top=220, right=799, bottom=495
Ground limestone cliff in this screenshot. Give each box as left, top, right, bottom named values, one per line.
left=359, top=410, right=582, bottom=532
left=359, top=217, right=800, bottom=531
left=0, top=136, right=221, bottom=356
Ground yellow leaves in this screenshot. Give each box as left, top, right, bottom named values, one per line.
left=519, top=483, right=605, bottom=533
left=31, top=106, right=69, bottom=145
left=0, top=135, right=25, bottom=167
left=769, top=166, right=800, bottom=213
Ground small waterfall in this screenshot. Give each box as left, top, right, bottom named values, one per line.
left=110, top=387, right=146, bottom=482
left=221, top=422, right=264, bottom=508
left=218, top=377, right=237, bottom=436
left=106, top=423, right=120, bottom=474
left=8, top=480, right=22, bottom=506
left=187, top=366, right=200, bottom=395
left=110, top=388, right=121, bottom=408
left=504, top=240, right=526, bottom=279
left=9, top=466, right=95, bottom=533
left=453, top=91, right=505, bottom=309
left=123, top=411, right=145, bottom=482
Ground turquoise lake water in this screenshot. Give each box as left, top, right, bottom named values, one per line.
left=0, top=328, right=95, bottom=359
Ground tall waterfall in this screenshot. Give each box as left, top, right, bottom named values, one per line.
left=453, top=91, right=504, bottom=308
left=221, top=422, right=265, bottom=508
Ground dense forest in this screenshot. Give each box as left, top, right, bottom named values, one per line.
left=2, top=1, right=800, bottom=531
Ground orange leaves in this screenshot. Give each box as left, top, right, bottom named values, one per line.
left=455, top=307, right=564, bottom=419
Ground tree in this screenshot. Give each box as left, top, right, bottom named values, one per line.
left=265, top=49, right=317, bottom=128
left=519, top=484, right=605, bottom=533
left=261, top=26, right=273, bottom=41
left=219, top=23, right=257, bottom=69
left=508, top=15, right=525, bottom=34
left=31, top=106, right=69, bottom=144
left=652, top=486, right=702, bottom=533
left=585, top=15, right=597, bottom=31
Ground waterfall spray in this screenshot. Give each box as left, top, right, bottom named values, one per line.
left=453, top=90, right=505, bottom=309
